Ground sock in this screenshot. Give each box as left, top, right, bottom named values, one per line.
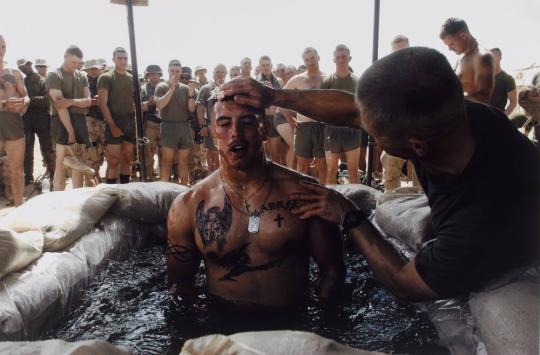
left=119, top=174, right=130, bottom=184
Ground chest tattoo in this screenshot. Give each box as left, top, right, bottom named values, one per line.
left=196, top=195, right=232, bottom=251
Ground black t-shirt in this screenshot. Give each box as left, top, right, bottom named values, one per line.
left=489, top=71, right=516, bottom=112
left=414, top=101, right=540, bottom=298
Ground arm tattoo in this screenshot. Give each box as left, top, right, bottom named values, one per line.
left=206, top=243, right=285, bottom=282
left=196, top=194, right=232, bottom=251
left=165, top=241, right=197, bottom=263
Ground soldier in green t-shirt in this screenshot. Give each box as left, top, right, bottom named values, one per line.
left=97, top=47, right=136, bottom=184
left=45, top=45, right=92, bottom=192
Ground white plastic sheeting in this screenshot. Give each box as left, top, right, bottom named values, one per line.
left=0, top=339, right=131, bottom=355
left=0, top=229, right=44, bottom=279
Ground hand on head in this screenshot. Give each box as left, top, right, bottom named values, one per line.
left=221, top=78, right=274, bottom=111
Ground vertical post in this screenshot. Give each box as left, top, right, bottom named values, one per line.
left=126, top=0, right=147, bottom=181
left=365, top=0, right=380, bottom=187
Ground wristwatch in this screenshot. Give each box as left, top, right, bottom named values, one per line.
left=340, top=209, right=367, bottom=234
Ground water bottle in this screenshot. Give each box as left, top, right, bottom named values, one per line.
left=41, top=176, right=50, bottom=193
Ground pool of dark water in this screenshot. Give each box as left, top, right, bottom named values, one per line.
left=45, top=240, right=442, bottom=354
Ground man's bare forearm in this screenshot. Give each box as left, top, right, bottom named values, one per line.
left=273, top=89, right=362, bottom=128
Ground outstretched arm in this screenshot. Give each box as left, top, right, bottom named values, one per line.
left=166, top=191, right=202, bottom=303
left=221, top=78, right=362, bottom=129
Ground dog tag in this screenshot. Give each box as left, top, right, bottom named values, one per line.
left=248, top=215, right=260, bottom=234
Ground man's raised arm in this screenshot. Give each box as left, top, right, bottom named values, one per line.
left=221, top=78, right=362, bottom=129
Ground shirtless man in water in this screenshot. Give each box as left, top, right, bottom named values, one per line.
left=166, top=97, right=344, bottom=309
left=0, top=35, right=30, bottom=206
left=439, top=18, right=494, bottom=103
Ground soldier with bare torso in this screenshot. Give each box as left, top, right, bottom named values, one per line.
left=0, top=35, right=30, bottom=206
left=166, top=97, right=344, bottom=309
left=439, top=18, right=494, bottom=103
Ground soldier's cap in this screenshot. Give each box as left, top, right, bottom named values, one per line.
left=97, top=58, right=107, bottom=67
left=16, top=58, right=31, bottom=67
left=181, top=66, right=192, bottom=75
left=144, top=64, right=162, bottom=77
left=169, top=59, right=182, bottom=67
left=194, top=66, right=207, bottom=74
left=82, top=59, right=101, bottom=70
left=34, top=58, right=48, bottom=67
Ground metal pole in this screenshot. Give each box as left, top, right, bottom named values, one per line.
left=126, top=0, right=147, bottom=181
left=365, top=0, right=380, bottom=187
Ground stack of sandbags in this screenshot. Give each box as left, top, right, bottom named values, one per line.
left=328, top=184, right=382, bottom=213
left=109, top=182, right=188, bottom=224
left=0, top=229, right=44, bottom=279
left=0, top=339, right=131, bottom=355
left=0, top=187, right=118, bottom=252
left=182, top=330, right=384, bottom=355
left=373, top=192, right=433, bottom=252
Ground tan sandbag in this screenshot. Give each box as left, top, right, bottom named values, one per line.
left=0, top=339, right=132, bottom=355
left=0, top=229, right=44, bottom=279
left=0, top=187, right=118, bottom=251
left=328, top=184, right=382, bottom=213
left=181, top=334, right=263, bottom=355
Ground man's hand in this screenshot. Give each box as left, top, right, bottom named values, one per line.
left=290, top=180, right=358, bottom=223
left=170, top=73, right=179, bottom=89
left=55, top=98, right=71, bottom=109
left=91, top=95, right=99, bottom=107
left=67, top=130, right=76, bottom=145
left=5, top=98, right=26, bottom=113
left=221, top=78, right=274, bottom=110
left=110, top=124, right=124, bottom=138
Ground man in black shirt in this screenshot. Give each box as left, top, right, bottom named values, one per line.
left=220, top=47, right=540, bottom=301
left=489, top=48, right=517, bottom=115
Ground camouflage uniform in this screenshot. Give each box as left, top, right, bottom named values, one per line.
left=142, top=81, right=161, bottom=179
left=84, top=75, right=106, bottom=179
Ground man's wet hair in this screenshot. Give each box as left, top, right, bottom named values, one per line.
left=65, top=45, right=83, bottom=59
left=439, top=18, right=469, bottom=39
left=356, top=47, right=465, bottom=140
left=391, top=35, right=409, bottom=45
left=334, top=44, right=350, bottom=54
left=112, top=46, right=127, bottom=58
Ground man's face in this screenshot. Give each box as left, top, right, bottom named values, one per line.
left=213, top=100, right=264, bottom=170
left=260, top=59, right=272, bottom=76
left=147, top=72, right=161, bottom=84
left=214, top=66, right=227, bottom=83
left=36, top=66, right=47, bottom=77
left=169, top=65, right=182, bottom=80
left=196, top=69, right=207, bottom=79
left=302, top=52, right=319, bottom=71
left=275, top=66, right=286, bottom=79
left=333, top=50, right=351, bottom=69
left=64, top=54, right=83, bottom=71
left=241, top=59, right=252, bottom=76
left=230, top=67, right=240, bottom=79
left=391, top=40, right=409, bottom=52
left=0, top=36, right=6, bottom=60
left=19, top=62, right=33, bottom=76
left=113, top=51, right=129, bottom=71
left=84, top=67, right=100, bottom=78
left=180, top=73, right=192, bottom=85
left=442, top=34, right=466, bottom=55
left=492, top=51, right=501, bottom=66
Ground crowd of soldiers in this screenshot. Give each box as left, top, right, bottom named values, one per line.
left=0, top=17, right=538, bottom=207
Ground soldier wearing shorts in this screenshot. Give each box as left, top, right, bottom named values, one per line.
left=196, top=64, right=227, bottom=173
left=155, top=59, right=196, bottom=185
left=322, top=45, right=363, bottom=184
left=0, top=35, right=30, bottom=206
left=142, top=64, right=163, bottom=180
left=46, top=45, right=92, bottom=191
left=98, top=47, right=136, bottom=184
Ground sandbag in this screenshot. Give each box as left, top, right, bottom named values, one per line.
left=182, top=334, right=263, bottom=355
left=182, top=331, right=384, bottom=355
left=374, top=193, right=433, bottom=251
left=110, top=182, right=188, bottom=223
left=0, top=187, right=118, bottom=251
left=468, top=272, right=540, bottom=355
left=0, top=339, right=131, bottom=355
left=328, top=184, right=382, bottom=213
left=0, top=229, right=44, bottom=279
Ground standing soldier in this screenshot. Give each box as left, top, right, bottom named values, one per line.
left=141, top=64, right=163, bottom=180
left=17, top=58, right=54, bottom=184
left=34, top=59, right=48, bottom=79
left=82, top=59, right=106, bottom=184
left=98, top=47, right=136, bottom=184
left=154, top=60, right=196, bottom=185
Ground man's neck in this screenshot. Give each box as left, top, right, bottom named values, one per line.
left=241, top=73, right=251, bottom=79
left=463, top=37, right=478, bottom=56
left=494, top=64, right=502, bottom=74
left=261, top=72, right=273, bottom=80
left=335, top=67, right=350, bottom=77
left=115, top=68, right=126, bottom=75
left=220, top=157, right=270, bottom=190
left=307, top=67, right=320, bottom=77
left=62, top=63, right=74, bottom=73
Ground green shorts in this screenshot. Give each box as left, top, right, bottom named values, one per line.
left=324, top=125, right=363, bottom=153
left=294, top=122, right=325, bottom=159
left=273, top=111, right=288, bottom=126
left=105, top=113, right=136, bottom=145
left=160, top=121, right=194, bottom=150
left=0, top=112, right=24, bottom=141
left=265, top=114, right=279, bottom=138
left=51, top=114, right=91, bottom=147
